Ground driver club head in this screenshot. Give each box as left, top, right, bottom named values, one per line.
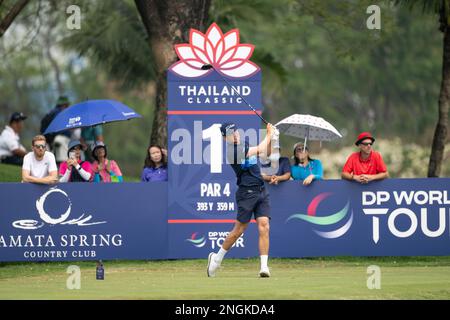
left=201, top=64, right=214, bottom=70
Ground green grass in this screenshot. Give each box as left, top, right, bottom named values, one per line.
left=2, top=164, right=449, bottom=299
left=0, top=163, right=21, bottom=182
left=1, top=257, right=450, bottom=299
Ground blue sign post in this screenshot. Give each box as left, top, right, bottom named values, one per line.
left=167, top=23, right=265, bottom=258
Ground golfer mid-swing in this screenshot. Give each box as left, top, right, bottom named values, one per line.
left=207, top=122, right=274, bottom=278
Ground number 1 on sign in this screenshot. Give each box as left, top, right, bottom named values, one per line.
left=202, top=124, right=223, bottom=173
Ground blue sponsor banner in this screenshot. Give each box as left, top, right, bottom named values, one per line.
left=0, top=178, right=450, bottom=261
left=0, top=183, right=167, bottom=261
left=170, top=178, right=450, bottom=258
left=269, top=178, right=450, bottom=257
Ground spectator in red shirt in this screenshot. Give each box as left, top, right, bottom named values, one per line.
left=342, top=132, right=389, bottom=184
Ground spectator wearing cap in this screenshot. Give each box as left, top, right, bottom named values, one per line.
left=141, top=145, right=168, bottom=182
left=291, top=142, right=323, bottom=186
left=0, top=112, right=27, bottom=166
left=342, top=132, right=388, bottom=184
left=59, top=140, right=93, bottom=182
left=22, top=135, right=58, bottom=184
left=91, top=142, right=123, bottom=182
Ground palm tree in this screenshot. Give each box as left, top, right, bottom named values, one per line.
left=395, top=0, right=449, bottom=177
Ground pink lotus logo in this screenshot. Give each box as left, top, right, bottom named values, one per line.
left=170, top=23, right=260, bottom=78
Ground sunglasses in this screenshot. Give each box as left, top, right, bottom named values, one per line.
left=34, top=144, right=46, bottom=149
left=360, top=142, right=373, bottom=146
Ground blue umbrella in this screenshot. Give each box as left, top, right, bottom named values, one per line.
left=43, top=99, right=142, bottom=134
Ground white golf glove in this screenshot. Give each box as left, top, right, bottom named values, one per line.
left=271, top=127, right=280, bottom=139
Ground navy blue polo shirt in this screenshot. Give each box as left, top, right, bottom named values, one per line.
left=226, top=140, right=264, bottom=187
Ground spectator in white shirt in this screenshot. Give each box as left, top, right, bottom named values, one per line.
left=0, top=112, right=27, bottom=165
left=22, top=135, right=58, bottom=184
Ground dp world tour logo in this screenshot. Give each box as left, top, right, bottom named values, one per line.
left=170, top=23, right=259, bottom=78
left=12, top=187, right=106, bottom=230
left=287, top=193, right=353, bottom=239
left=186, top=232, right=206, bottom=248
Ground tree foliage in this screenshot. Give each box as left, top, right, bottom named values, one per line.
left=62, top=0, right=155, bottom=89
left=0, top=0, right=448, bottom=177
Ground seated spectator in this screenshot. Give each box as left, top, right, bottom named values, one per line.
left=141, top=145, right=168, bottom=182
left=341, top=132, right=389, bottom=184
left=260, top=150, right=291, bottom=185
left=91, top=142, right=123, bottom=182
left=59, top=140, right=93, bottom=182
left=291, top=143, right=323, bottom=186
left=22, top=135, right=58, bottom=184
left=0, top=112, right=27, bottom=166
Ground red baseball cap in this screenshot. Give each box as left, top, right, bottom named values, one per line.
left=355, top=132, right=375, bottom=146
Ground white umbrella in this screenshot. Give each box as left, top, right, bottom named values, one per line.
left=275, top=114, right=342, bottom=149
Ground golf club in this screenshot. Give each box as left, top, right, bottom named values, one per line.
left=201, top=64, right=269, bottom=125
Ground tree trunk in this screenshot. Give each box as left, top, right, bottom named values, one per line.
left=0, top=0, right=30, bottom=37
left=43, top=9, right=64, bottom=96
left=44, top=36, right=64, bottom=96
left=134, top=0, right=211, bottom=148
left=428, top=28, right=450, bottom=177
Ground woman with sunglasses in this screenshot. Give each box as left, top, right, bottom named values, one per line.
left=59, top=140, right=93, bottom=182
left=342, top=132, right=389, bottom=184
left=22, top=135, right=58, bottom=184
left=291, top=142, right=323, bottom=186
